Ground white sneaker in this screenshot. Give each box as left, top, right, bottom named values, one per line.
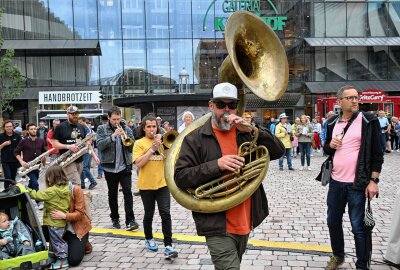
left=299, top=166, right=304, bottom=171
left=317, top=149, right=321, bottom=153
left=397, top=149, right=399, bottom=152
left=307, top=167, right=312, bottom=171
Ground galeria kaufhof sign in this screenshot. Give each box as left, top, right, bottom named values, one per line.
left=203, top=0, right=287, bottom=31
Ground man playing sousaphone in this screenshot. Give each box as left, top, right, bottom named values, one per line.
left=174, top=82, right=285, bottom=269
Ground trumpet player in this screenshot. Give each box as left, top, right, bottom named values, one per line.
left=96, top=106, right=139, bottom=231
left=132, top=114, right=178, bottom=259
left=174, top=83, right=284, bottom=270
left=14, top=123, right=47, bottom=210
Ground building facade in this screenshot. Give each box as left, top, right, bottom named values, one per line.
left=1, top=0, right=400, bottom=128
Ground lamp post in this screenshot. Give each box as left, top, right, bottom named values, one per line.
left=178, top=67, right=189, bottom=93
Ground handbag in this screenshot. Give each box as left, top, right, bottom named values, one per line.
left=315, top=112, right=359, bottom=185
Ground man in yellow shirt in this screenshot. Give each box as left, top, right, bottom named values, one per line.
left=132, top=114, right=178, bottom=259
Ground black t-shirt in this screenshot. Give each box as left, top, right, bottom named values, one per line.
left=0, top=132, right=22, bottom=163
left=52, top=121, right=87, bottom=163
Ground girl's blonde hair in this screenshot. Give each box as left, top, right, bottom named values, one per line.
left=0, top=212, right=9, bottom=222
left=45, top=165, right=69, bottom=188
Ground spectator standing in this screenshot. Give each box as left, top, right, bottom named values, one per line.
left=378, top=110, right=391, bottom=153
left=312, top=118, right=322, bottom=152
left=275, top=113, right=294, bottom=171
left=295, top=115, right=313, bottom=170
left=178, top=111, right=195, bottom=133
left=391, top=116, right=400, bottom=152
left=0, top=121, right=22, bottom=189
left=46, top=119, right=60, bottom=161
left=291, top=117, right=300, bottom=157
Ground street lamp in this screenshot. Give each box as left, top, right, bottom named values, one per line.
left=179, top=67, right=189, bottom=93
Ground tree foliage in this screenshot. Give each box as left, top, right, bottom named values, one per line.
left=0, top=7, right=26, bottom=117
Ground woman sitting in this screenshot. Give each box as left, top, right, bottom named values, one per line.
left=51, top=183, right=92, bottom=267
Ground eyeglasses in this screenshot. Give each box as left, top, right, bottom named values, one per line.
left=341, top=96, right=359, bottom=101
left=213, top=101, right=238, bottom=110
left=69, top=112, right=79, bottom=116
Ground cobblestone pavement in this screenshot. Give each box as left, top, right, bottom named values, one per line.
left=37, top=151, right=399, bottom=269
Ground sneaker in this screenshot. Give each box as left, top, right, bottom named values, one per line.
left=279, top=167, right=283, bottom=171
left=289, top=168, right=295, bottom=171
left=307, top=167, right=312, bottom=171
left=325, top=255, right=344, bottom=270
left=97, top=175, right=102, bottom=179
left=299, top=166, right=304, bottom=171
left=112, top=219, right=121, bottom=229
left=397, top=149, right=399, bottom=152
left=126, top=220, right=139, bottom=231
left=49, top=258, right=69, bottom=269
left=164, top=245, right=178, bottom=259
left=89, top=182, right=98, bottom=190
left=145, top=239, right=158, bottom=252
left=37, top=202, right=44, bottom=210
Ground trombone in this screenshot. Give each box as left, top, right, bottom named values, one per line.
left=117, top=124, right=134, bottom=147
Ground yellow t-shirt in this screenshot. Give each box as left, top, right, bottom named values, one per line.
left=132, top=137, right=167, bottom=190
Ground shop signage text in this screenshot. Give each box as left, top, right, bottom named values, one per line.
left=359, top=90, right=386, bottom=103
left=39, top=91, right=102, bottom=105
left=204, top=0, right=287, bottom=31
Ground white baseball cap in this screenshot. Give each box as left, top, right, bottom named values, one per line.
left=211, top=82, right=238, bottom=101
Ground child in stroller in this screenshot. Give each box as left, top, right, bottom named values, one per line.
left=0, top=212, right=35, bottom=259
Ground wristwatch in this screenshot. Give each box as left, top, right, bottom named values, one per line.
left=370, top=178, right=379, bottom=184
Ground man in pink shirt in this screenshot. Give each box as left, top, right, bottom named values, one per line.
left=323, top=85, right=383, bottom=270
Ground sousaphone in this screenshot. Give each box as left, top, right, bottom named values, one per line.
left=164, top=11, right=288, bottom=213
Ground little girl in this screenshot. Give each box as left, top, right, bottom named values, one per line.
left=28, top=165, right=70, bottom=269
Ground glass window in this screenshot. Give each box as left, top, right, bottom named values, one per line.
left=49, top=0, right=73, bottom=39
left=388, top=46, right=400, bottom=80
left=123, top=40, right=146, bottom=93
left=11, top=57, right=27, bottom=83
left=24, top=0, right=49, bottom=39
left=313, top=3, right=325, bottom=37
left=122, top=0, right=145, bottom=39
left=98, top=0, right=122, bottom=39
left=369, top=46, right=388, bottom=80
left=326, top=47, right=346, bottom=81
left=99, top=40, right=123, bottom=85
left=145, top=0, right=169, bottom=39
left=326, top=3, right=346, bottom=37
left=286, top=38, right=305, bottom=82
left=73, top=0, right=98, bottom=39
left=146, top=39, right=171, bottom=93
left=169, top=0, right=192, bottom=39
left=76, top=56, right=100, bottom=85
left=347, top=47, right=369, bottom=80
left=170, top=39, right=194, bottom=86
left=0, top=0, right=24, bottom=39
left=192, top=0, right=215, bottom=38
left=51, top=56, right=75, bottom=86
left=368, top=2, right=387, bottom=37
left=347, top=3, right=367, bottom=37
left=314, top=47, right=326, bottom=81
left=26, top=56, right=51, bottom=86
left=193, top=38, right=218, bottom=90
left=388, top=2, right=400, bottom=36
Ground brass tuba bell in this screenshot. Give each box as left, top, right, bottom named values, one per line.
left=163, top=130, right=179, bottom=149
left=164, top=11, right=288, bottom=213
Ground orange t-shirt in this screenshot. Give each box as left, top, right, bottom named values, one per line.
left=213, top=126, right=252, bottom=235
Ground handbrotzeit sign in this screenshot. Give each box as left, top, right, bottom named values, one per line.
left=39, top=91, right=102, bottom=105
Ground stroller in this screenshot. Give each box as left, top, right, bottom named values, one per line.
left=0, top=179, right=49, bottom=270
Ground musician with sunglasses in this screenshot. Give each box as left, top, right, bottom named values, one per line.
left=174, top=82, right=285, bottom=270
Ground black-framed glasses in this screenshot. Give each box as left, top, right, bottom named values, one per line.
left=213, top=101, right=238, bottom=110
left=341, top=96, right=359, bottom=101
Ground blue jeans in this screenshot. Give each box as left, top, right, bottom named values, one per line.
left=298, top=142, right=311, bottom=166
left=380, top=133, right=387, bottom=153
left=27, top=170, right=39, bottom=191
left=2, top=162, right=19, bottom=189
left=327, top=180, right=367, bottom=269
left=279, top=148, right=292, bottom=169
left=80, top=153, right=96, bottom=187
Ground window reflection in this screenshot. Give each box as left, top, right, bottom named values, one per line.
left=192, top=0, right=215, bottom=38
left=193, top=39, right=218, bottom=89
left=99, top=40, right=123, bottom=84
left=74, top=0, right=98, bottom=39
left=76, top=56, right=100, bottom=86
left=170, top=39, right=193, bottom=85
left=146, top=0, right=169, bottom=39
left=0, top=0, right=24, bottom=39
left=146, top=39, right=171, bottom=93
left=26, top=56, right=51, bottom=86
left=99, top=0, right=122, bottom=39
left=122, top=0, right=145, bottom=39
left=169, top=0, right=192, bottom=39
left=123, top=40, right=146, bottom=94
left=49, top=0, right=73, bottom=39
left=24, top=0, right=49, bottom=39
left=51, top=56, right=75, bottom=86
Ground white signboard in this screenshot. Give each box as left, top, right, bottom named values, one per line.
left=38, top=91, right=102, bottom=105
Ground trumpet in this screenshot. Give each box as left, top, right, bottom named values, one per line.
left=117, top=124, right=134, bottom=147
